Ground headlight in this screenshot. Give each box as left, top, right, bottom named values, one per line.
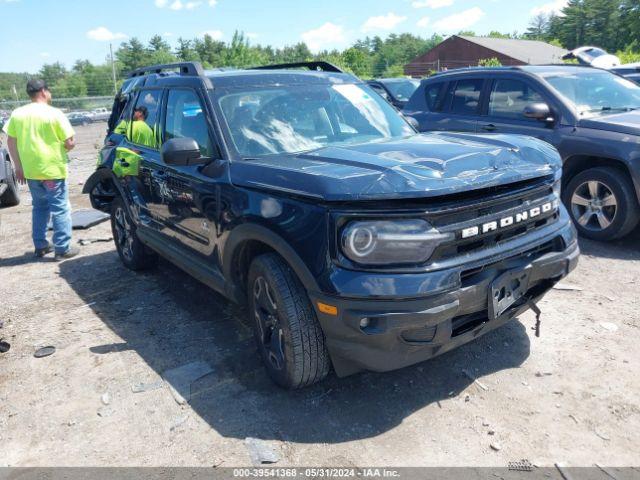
left=553, top=179, right=562, bottom=198
left=341, top=219, right=451, bottom=266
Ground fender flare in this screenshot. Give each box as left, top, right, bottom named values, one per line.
left=222, top=223, right=321, bottom=296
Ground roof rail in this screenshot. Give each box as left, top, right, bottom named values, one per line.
left=127, top=62, right=204, bottom=78
left=251, top=61, right=344, bottom=73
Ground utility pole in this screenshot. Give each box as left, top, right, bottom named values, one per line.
left=12, top=84, right=19, bottom=102
left=110, top=43, right=117, bottom=95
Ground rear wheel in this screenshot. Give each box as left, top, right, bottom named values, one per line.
left=563, top=167, right=640, bottom=241
left=110, top=196, right=158, bottom=270
left=248, top=253, right=331, bottom=389
left=1, top=158, right=20, bottom=207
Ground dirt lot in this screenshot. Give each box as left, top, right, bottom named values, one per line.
left=1, top=122, right=639, bottom=468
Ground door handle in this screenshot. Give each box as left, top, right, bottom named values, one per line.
left=482, top=124, right=497, bottom=132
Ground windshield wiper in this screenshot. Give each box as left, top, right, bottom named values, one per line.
left=581, top=106, right=639, bottom=115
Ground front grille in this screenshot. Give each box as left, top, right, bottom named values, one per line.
left=428, top=177, right=559, bottom=262
left=460, top=237, right=563, bottom=285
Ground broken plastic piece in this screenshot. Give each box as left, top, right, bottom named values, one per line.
left=48, top=209, right=110, bottom=231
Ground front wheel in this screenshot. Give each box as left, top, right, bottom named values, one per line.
left=248, top=253, right=331, bottom=389
left=110, top=196, right=158, bottom=270
left=563, top=167, right=640, bottom=241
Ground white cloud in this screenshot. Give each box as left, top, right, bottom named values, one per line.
left=362, top=12, right=407, bottom=32
left=156, top=0, right=203, bottom=10
left=40, top=52, right=51, bottom=58
left=208, top=0, right=217, bottom=5
left=531, top=0, right=568, bottom=16
left=200, top=30, right=224, bottom=40
left=86, top=27, right=128, bottom=41
left=301, top=22, right=347, bottom=53
left=162, top=32, right=174, bottom=37
left=412, top=0, right=453, bottom=9
left=417, top=16, right=430, bottom=28
left=433, top=7, right=484, bottom=31
left=170, top=0, right=201, bottom=10
left=246, top=32, right=259, bottom=40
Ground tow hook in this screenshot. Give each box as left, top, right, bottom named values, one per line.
left=527, top=300, right=542, bottom=337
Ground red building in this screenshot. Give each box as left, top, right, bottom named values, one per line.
left=405, top=35, right=568, bottom=77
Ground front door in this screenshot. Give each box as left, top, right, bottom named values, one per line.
left=157, top=87, right=223, bottom=258
left=480, top=78, right=557, bottom=144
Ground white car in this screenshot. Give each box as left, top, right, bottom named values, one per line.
left=90, top=107, right=111, bottom=122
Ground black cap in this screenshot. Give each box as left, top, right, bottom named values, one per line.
left=26, top=79, right=48, bottom=95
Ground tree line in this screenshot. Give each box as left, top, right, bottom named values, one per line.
left=525, top=0, right=640, bottom=60
left=1, top=0, right=639, bottom=103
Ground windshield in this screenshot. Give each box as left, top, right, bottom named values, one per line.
left=545, top=71, right=640, bottom=116
left=216, top=83, right=414, bottom=157
left=381, top=79, right=420, bottom=102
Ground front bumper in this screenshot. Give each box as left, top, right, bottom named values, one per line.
left=311, top=221, right=579, bottom=377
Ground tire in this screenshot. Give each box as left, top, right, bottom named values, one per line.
left=110, top=196, right=158, bottom=270
left=1, top=158, right=20, bottom=207
left=248, top=253, right=331, bottom=389
left=563, top=167, right=640, bottom=241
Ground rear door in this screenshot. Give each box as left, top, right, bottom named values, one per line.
left=116, top=88, right=166, bottom=231
left=481, top=76, right=557, bottom=143
left=436, top=78, right=486, bottom=132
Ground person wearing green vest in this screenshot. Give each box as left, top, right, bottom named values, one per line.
left=2, top=79, right=79, bottom=260
left=114, top=106, right=157, bottom=148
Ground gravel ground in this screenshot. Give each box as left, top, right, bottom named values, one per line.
left=0, top=123, right=639, bottom=467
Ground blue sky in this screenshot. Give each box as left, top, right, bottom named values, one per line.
left=0, top=0, right=567, bottom=73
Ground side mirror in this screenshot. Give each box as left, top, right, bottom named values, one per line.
left=161, top=137, right=201, bottom=166
left=523, top=103, right=554, bottom=122
left=404, top=115, right=420, bottom=130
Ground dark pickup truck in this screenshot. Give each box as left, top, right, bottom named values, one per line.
left=84, top=62, right=579, bottom=388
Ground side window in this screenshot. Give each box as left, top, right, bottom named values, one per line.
left=116, top=89, right=161, bottom=149
left=424, top=82, right=444, bottom=111
left=489, top=79, right=545, bottom=120
left=445, top=79, right=484, bottom=115
left=165, top=89, right=214, bottom=157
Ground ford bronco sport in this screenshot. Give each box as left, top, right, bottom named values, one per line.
left=84, top=62, right=579, bottom=389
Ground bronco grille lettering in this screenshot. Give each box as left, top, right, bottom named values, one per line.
left=461, top=202, right=556, bottom=239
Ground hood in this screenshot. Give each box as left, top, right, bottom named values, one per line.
left=229, top=133, right=561, bottom=202
left=578, top=110, right=640, bottom=136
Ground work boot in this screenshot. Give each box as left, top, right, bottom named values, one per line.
left=54, top=246, right=80, bottom=261
left=34, top=245, right=53, bottom=258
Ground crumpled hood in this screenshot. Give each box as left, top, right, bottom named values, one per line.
left=230, top=133, right=561, bottom=201
left=578, top=110, right=640, bottom=136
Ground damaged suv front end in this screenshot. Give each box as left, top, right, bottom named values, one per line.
left=227, top=127, right=578, bottom=377
left=86, top=64, right=578, bottom=387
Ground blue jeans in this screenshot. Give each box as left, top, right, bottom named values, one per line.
left=27, top=179, right=72, bottom=254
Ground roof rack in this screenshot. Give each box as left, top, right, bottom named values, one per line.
left=251, top=61, right=344, bottom=73
left=128, top=62, right=204, bottom=78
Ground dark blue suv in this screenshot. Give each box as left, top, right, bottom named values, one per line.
left=404, top=65, right=640, bottom=241
left=84, top=62, right=579, bottom=388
